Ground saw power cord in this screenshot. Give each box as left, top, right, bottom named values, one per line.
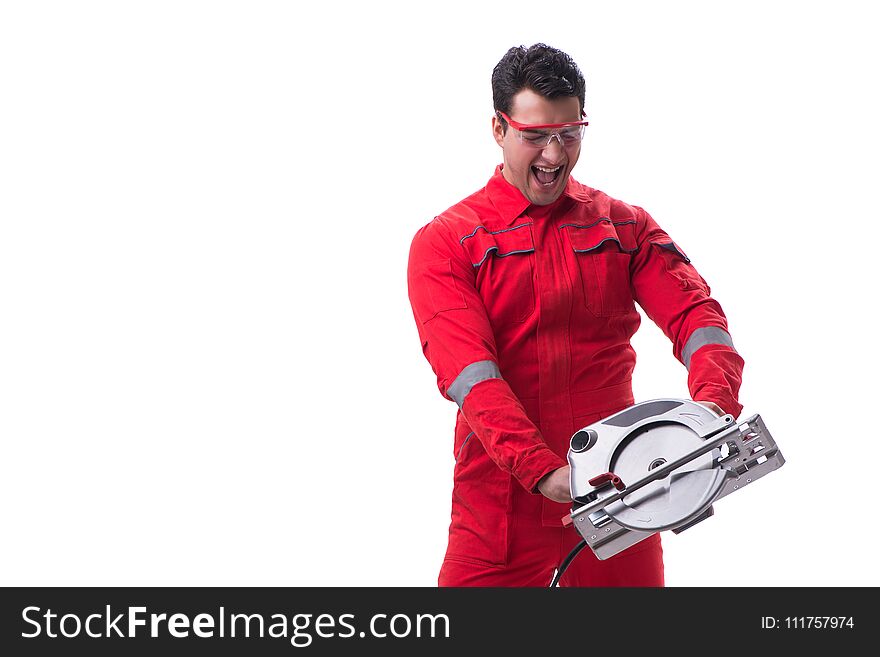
left=549, top=538, right=588, bottom=588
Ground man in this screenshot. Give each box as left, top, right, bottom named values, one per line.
left=407, top=44, right=743, bottom=587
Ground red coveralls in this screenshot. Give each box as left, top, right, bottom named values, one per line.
left=407, top=166, right=744, bottom=586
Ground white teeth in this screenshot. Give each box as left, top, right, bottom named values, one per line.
left=535, top=166, right=561, bottom=172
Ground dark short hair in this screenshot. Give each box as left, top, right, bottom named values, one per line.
left=492, top=43, right=586, bottom=132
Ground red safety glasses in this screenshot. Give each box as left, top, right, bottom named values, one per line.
left=497, top=110, right=589, bottom=148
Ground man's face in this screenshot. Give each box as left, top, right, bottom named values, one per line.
left=492, top=89, right=583, bottom=206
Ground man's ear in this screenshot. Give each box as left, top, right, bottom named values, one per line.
left=491, top=114, right=505, bottom=148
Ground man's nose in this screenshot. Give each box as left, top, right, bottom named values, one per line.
left=541, top=135, right=565, bottom=161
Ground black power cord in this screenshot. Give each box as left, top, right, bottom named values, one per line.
left=548, top=538, right=588, bottom=588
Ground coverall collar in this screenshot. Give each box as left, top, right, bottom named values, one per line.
left=487, top=164, right=593, bottom=226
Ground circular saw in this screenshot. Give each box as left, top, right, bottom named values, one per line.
left=564, top=399, right=785, bottom=560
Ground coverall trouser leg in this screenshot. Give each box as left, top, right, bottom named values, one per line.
left=438, top=481, right=664, bottom=587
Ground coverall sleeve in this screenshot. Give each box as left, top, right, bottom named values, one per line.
left=407, top=220, right=566, bottom=493
left=629, top=207, right=745, bottom=418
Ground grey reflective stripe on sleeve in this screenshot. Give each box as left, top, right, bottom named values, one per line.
left=448, top=360, right=501, bottom=407
left=682, top=327, right=736, bottom=370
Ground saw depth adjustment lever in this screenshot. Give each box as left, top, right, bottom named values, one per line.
left=588, top=472, right=626, bottom=491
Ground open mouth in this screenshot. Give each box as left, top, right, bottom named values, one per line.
left=532, top=165, right=563, bottom=186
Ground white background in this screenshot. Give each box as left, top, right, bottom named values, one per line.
left=1, top=1, right=877, bottom=586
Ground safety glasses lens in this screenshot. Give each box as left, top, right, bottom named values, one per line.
left=518, top=126, right=584, bottom=147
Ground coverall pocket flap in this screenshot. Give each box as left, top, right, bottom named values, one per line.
left=649, top=241, right=710, bottom=294
left=650, top=240, right=691, bottom=263
left=460, top=222, right=535, bottom=267
left=564, top=221, right=634, bottom=254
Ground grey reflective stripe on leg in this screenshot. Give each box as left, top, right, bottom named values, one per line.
left=448, top=360, right=501, bottom=407
left=682, top=327, right=735, bottom=370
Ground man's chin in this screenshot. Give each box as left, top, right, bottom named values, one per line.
left=527, top=186, right=565, bottom=206
left=527, top=172, right=566, bottom=205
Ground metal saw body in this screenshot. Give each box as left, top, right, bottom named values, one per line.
left=566, top=399, right=784, bottom=560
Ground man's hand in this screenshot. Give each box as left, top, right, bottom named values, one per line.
left=696, top=400, right=724, bottom=416
left=537, top=466, right=572, bottom=503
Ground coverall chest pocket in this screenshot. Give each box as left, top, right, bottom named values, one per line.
left=463, top=223, right=536, bottom=327
left=564, top=221, right=635, bottom=317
